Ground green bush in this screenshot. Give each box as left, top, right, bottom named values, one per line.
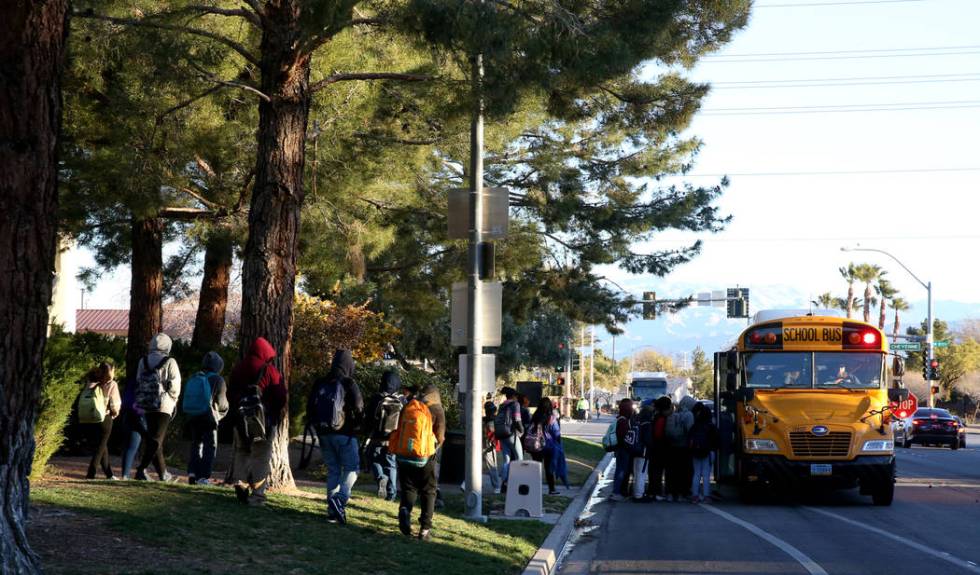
left=32, top=328, right=127, bottom=479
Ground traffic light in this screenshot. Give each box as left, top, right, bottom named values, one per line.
left=557, top=376, right=565, bottom=386
left=556, top=365, right=565, bottom=373
left=572, top=353, right=581, bottom=371
left=922, top=362, right=930, bottom=381
left=929, top=358, right=940, bottom=381
left=642, top=291, right=657, bottom=320
left=727, top=287, right=750, bottom=319
left=931, top=385, right=940, bottom=395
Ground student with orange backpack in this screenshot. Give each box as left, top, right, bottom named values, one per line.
left=390, top=382, right=444, bottom=541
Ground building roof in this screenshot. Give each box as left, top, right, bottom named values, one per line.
left=76, top=309, right=129, bottom=334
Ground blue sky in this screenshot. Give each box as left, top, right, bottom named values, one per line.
left=599, top=0, right=980, bottom=357
left=68, top=0, right=980, bottom=356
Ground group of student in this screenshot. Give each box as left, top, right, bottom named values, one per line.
left=483, top=387, right=568, bottom=495
left=605, top=395, right=719, bottom=503
left=77, top=333, right=285, bottom=496
left=75, top=334, right=457, bottom=540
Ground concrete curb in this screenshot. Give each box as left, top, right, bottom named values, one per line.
left=521, top=452, right=614, bottom=575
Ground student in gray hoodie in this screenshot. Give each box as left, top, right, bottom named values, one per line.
left=185, top=351, right=229, bottom=485
left=134, top=333, right=181, bottom=481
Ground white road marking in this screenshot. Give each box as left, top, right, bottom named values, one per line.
left=805, top=507, right=980, bottom=574
left=700, top=504, right=828, bottom=575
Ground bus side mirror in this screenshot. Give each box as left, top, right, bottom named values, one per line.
left=725, top=350, right=738, bottom=392
left=887, top=387, right=909, bottom=403
left=892, top=356, right=905, bottom=376
left=735, top=387, right=755, bottom=402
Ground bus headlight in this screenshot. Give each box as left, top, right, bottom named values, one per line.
left=745, top=439, right=779, bottom=451
left=862, top=440, right=894, bottom=452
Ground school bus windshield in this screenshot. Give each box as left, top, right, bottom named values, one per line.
left=744, top=352, right=883, bottom=389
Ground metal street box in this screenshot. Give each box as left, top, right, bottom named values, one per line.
left=450, top=281, right=502, bottom=347
left=447, top=187, right=509, bottom=239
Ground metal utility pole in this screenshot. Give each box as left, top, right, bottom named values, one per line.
left=841, top=246, right=935, bottom=407
left=464, top=52, right=485, bottom=522
left=589, top=325, right=595, bottom=409
left=579, top=325, right=586, bottom=398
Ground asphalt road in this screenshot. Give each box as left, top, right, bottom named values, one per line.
left=557, top=419, right=980, bottom=575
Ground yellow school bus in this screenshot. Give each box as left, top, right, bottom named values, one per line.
left=714, top=312, right=901, bottom=505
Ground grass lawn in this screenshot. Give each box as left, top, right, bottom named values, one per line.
left=562, top=437, right=606, bottom=486
left=31, top=480, right=553, bottom=575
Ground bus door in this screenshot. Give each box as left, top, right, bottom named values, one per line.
left=714, top=351, right=738, bottom=483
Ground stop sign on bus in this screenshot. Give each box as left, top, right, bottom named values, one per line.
left=891, top=391, right=918, bottom=419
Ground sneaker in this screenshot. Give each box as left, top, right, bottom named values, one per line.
left=134, top=470, right=149, bottom=481
left=548, top=490, right=560, bottom=496
left=234, top=484, right=250, bottom=505
left=398, top=507, right=412, bottom=536
left=107, top=476, right=119, bottom=481
left=161, top=472, right=179, bottom=483
left=328, top=496, right=347, bottom=525
left=187, top=475, right=197, bottom=485
left=654, top=495, right=666, bottom=502
left=418, top=528, right=432, bottom=541
left=493, top=487, right=501, bottom=495
left=609, top=494, right=624, bottom=502
left=378, top=477, right=388, bottom=499
left=196, top=478, right=210, bottom=486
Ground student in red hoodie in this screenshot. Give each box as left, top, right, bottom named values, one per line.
left=228, top=337, right=287, bottom=506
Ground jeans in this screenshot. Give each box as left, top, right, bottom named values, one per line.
left=691, top=455, right=713, bottom=498
left=484, top=449, right=501, bottom=489
left=120, top=411, right=146, bottom=479
left=320, top=434, right=360, bottom=508
left=613, top=448, right=632, bottom=496
left=187, top=416, right=218, bottom=480
left=399, top=457, right=437, bottom=530
left=369, top=443, right=397, bottom=500
left=500, top=436, right=523, bottom=484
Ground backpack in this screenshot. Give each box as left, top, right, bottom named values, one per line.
left=237, top=365, right=268, bottom=443
left=135, top=356, right=170, bottom=412
left=313, top=378, right=347, bottom=433
left=601, top=417, right=623, bottom=452
left=182, top=371, right=214, bottom=417
left=665, top=412, right=689, bottom=447
left=689, top=422, right=712, bottom=458
left=389, top=399, right=435, bottom=466
left=493, top=401, right=515, bottom=439
left=624, top=419, right=647, bottom=457
left=78, top=385, right=108, bottom=424
left=375, top=393, right=403, bottom=437
left=652, top=416, right=667, bottom=442
left=523, top=423, right=546, bottom=454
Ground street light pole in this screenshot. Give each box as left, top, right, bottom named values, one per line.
left=841, top=246, right=935, bottom=407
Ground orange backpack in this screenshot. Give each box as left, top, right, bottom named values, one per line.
left=389, top=399, right=436, bottom=462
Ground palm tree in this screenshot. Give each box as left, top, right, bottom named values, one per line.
left=835, top=297, right=863, bottom=315
left=875, top=279, right=897, bottom=331
left=853, top=264, right=884, bottom=323
left=889, top=297, right=910, bottom=336
left=839, top=264, right=859, bottom=318
left=812, top=292, right=835, bottom=310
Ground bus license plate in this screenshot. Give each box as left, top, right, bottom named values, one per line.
left=810, top=464, right=832, bottom=476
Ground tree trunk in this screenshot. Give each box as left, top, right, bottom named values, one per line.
left=192, top=230, right=233, bottom=351
left=126, top=217, right=164, bottom=377
left=893, top=312, right=901, bottom=338
left=863, top=285, right=872, bottom=324
left=240, top=4, right=312, bottom=492
left=879, top=300, right=887, bottom=331
left=0, top=0, right=68, bottom=571
left=846, top=284, right=854, bottom=319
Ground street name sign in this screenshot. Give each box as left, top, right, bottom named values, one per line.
left=891, top=342, right=921, bottom=351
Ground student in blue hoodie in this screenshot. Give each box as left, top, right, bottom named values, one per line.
left=184, top=351, right=230, bottom=485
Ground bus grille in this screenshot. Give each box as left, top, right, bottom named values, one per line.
left=789, top=432, right=852, bottom=457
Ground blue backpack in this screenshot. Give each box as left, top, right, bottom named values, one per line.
left=182, top=371, right=214, bottom=417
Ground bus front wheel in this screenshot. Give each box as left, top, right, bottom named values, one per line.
left=871, top=481, right=894, bottom=506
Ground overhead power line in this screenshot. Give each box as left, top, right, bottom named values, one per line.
left=708, top=45, right=980, bottom=59
left=712, top=72, right=980, bottom=85
left=757, top=0, right=926, bottom=7
left=679, top=167, right=980, bottom=177
left=703, top=99, right=980, bottom=115
left=704, top=50, right=980, bottom=63
left=713, top=76, right=980, bottom=89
